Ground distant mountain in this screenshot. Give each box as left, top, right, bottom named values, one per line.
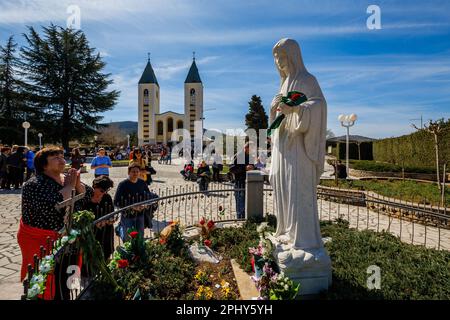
left=102, top=121, right=138, bottom=134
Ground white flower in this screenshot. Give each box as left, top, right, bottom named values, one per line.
left=39, top=262, right=52, bottom=274
left=31, top=274, right=44, bottom=285
left=27, top=284, right=41, bottom=298
left=257, top=222, right=269, bottom=234
left=284, top=284, right=289, bottom=291
left=215, top=284, right=221, bottom=289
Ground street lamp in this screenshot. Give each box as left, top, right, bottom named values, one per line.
left=22, top=121, right=31, bottom=146
left=94, top=135, right=98, bottom=153
left=126, top=134, right=130, bottom=150
left=38, top=133, right=43, bottom=149
left=338, top=113, right=358, bottom=177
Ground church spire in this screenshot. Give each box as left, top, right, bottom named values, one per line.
left=185, top=53, right=202, bottom=84
left=139, top=54, right=159, bottom=86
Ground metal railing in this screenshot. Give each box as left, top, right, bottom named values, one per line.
left=263, top=186, right=450, bottom=251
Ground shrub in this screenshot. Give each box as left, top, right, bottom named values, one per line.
left=349, top=160, right=436, bottom=174
left=320, top=221, right=450, bottom=300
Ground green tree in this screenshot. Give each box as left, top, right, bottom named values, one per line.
left=20, top=25, right=119, bottom=151
left=245, top=95, right=268, bottom=139
left=413, top=118, right=450, bottom=193
left=0, top=36, right=27, bottom=144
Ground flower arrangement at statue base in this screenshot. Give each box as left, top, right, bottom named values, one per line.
left=248, top=222, right=300, bottom=300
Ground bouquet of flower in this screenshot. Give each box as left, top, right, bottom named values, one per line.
left=252, top=264, right=300, bottom=300
left=109, top=229, right=146, bottom=270
left=268, top=91, right=308, bottom=136
left=197, top=217, right=215, bottom=247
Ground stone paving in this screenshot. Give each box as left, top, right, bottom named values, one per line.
left=0, top=158, right=448, bottom=299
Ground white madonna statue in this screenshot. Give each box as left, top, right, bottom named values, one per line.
left=268, top=38, right=331, bottom=292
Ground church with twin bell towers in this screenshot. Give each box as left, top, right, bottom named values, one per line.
left=137, top=54, right=204, bottom=146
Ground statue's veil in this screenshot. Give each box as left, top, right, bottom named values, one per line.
left=272, top=38, right=327, bottom=183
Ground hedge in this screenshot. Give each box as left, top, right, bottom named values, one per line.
left=349, top=160, right=436, bottom=174
left=373, top=121, right=450, bottom=168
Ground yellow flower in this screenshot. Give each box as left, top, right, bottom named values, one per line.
left=195, top=285, right=205, bottom=299
left=204, top=286, right=213, bottom=300
left=195, top=285, right=213, bottom=300
left=195, top=270, right=206, bottom=281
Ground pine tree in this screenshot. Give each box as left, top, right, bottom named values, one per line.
left=0, top=36, right=27, bottom=144
left=245, top=95, right=268, bottom=139
left=20, top=25, right=119, bottom=151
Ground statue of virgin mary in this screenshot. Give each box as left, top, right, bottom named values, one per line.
left=268, top=38, right=331, bottom=286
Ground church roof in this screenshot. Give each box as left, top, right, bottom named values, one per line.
left=139, top=60, right=159, bottom=86
left=184, top=60, right=202, bottom=83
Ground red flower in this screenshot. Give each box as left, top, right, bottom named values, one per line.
left=118, top=259, right=129, bottom=268
left=207, top=220, right=215, bottom=229
left=159, top=238, right=166, bottom=245
left=204, top=239, right=212, bottom=247
left=199, top=218, right=205, bottom=225
left=129, top=231, right=139, bottom=239
left=290, top=93, right=302, bottom=101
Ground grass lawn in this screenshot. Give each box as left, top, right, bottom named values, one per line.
left=320, top=179, right=449, bottom=207
left=321, top=220, right=450, bottom=299
left=224, top=218, right=450, bottom=300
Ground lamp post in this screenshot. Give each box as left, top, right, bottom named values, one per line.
left=94, top=135, right=98, bottom=153
left=22, top=121, right=31, bottom=146
left=38, top=133, right=43, bottom=149
left=126, top=134, right=130, bottom=151
left=338, top=113, right=358, bottom=177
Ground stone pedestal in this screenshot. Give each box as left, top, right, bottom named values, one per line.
left=245, top=171, right=264, bottom=220
left=269, top=235, right=332, bottom=296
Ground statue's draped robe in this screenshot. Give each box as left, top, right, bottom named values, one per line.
left=269, top=40, right=327, bottom=249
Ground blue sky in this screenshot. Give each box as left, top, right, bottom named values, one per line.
left=1, top=0, right=449, bottom=139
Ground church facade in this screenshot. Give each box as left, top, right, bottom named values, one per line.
left=137, top=57, right=203, bottom=146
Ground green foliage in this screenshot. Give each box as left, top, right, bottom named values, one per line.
left=245, top=95, right=268, bottom=135
left=373, top=120, right=450, bottom=169
left=319, top=221, right=450, bottom=300
left=349, top=160, right=436, bottom=174
left=72, top=210, right=118, bottom=288
left=164, top=223, right=188, bottom=257
left=0, top=36, right=28, bottom=145
left=96, top=237, right=195, bottom=300
left=20, top=25, right=119, bottom=150
left=269, top=275, right=300, bottom=300
left=211, top=217, right=276, bottom=273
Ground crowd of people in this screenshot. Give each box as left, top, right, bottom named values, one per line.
left=0, top=145, right=37, bottom=190
left=16, top=145, right=160, bottom=299
left=11, top=140, right=274, bottom=298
